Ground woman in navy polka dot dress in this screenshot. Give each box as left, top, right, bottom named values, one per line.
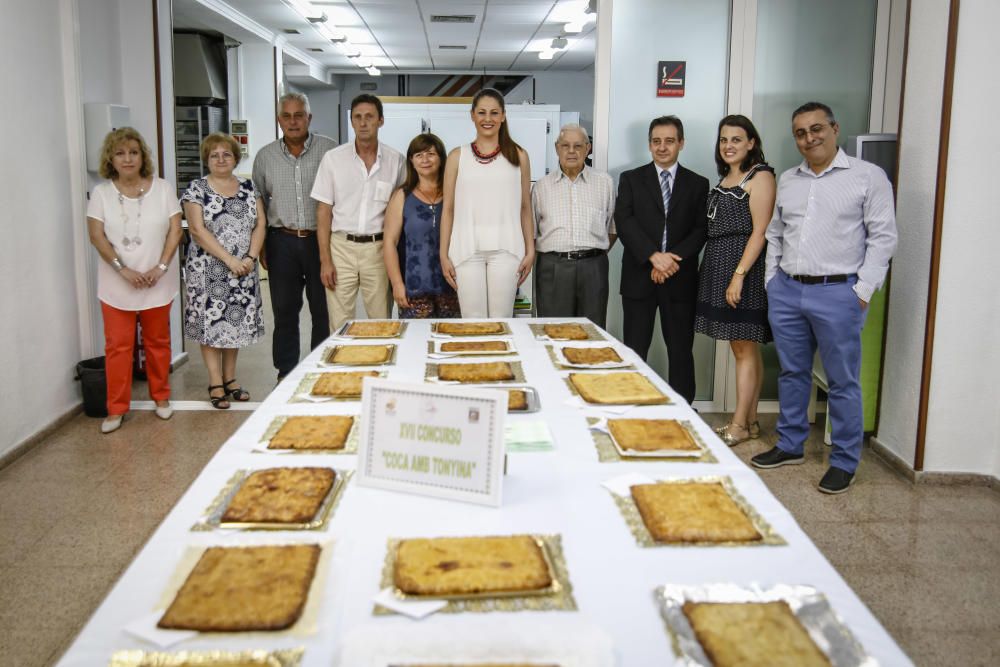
left=695, top=115, right=776, bottom=445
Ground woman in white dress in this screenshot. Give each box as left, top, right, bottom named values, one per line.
left=439, top=88, right=535, bottom=317
left=86, top=128, right=183, bottom=433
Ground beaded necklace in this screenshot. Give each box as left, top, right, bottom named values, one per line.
left=471, top=141, right=502, bottom=165
left=116, top=181, right=149, bottom=251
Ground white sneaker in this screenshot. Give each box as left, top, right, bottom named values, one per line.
left=155, top=403, right=173, bottom=420
left=101, top=415, right=124, bottom=433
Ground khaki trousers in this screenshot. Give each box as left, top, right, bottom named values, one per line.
left=326, top=232, right=391, bottom=332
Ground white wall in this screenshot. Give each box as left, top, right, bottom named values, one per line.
left=302, top=87, right=342, bottom=143
left=599, top=0, right=730, bottom=397
left=238, top=42, right=279, bottom=173
left=0, top=0, right=88, bottom=456
left=874, top=0, right=950, bottom=468
left=922, top=0, right=1000, bottom=474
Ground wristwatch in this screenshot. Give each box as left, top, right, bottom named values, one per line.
left=734, top=266, right=747, bottom=276
left=157, top=263, right=169, bottom=272
left=111, top=258, right=124, bottom=272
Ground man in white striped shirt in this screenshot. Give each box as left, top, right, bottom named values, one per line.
left=751, top=102, right=897, bottom=494
left=531, top=124, right=616, bottom=327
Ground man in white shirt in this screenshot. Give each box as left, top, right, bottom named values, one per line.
left=751, top=101, right=897, bottom=494
left=312, top=94, right=405, bottom=331
left=531, top=124, right=616, bottom=327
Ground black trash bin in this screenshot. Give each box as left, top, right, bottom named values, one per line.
left=76, top=356, right=108, bottom=418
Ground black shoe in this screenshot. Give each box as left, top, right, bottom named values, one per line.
left=750, top=446, right=804, bottom=469
left=818, top=467, right=855, bottom=494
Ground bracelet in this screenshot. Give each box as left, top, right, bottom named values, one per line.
left=111, top=257, right=124, bottom=272
left=245, top=254, right=257, bottom=262
left=157, top=263, right=169, bottom=272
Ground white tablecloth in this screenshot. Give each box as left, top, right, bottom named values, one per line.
left=56, top=318, right=911, bottom=666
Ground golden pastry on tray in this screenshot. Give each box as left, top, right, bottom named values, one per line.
left=311, top=371, right=380, bottom=397
left=394, top=535, right=552, bottom=596
left=544, top=323, right=589, bottom=340
left=607, top=418, right=698, bottom=452
left=345, top=320, right=401, bottom=337
left=330, top=344, right=392, bottom=364
left=438, top=362, right=515, bottom=383
left=507, top=389, right=528, bottom=411
left=630, top=482, right=761, bottom=543
left=682, top=600, right=831, bottom=667
left=436, top=321, right=506, bottom=335
left=568, top=372, right=668, bottom=405
left=561, top=346, right=622, bottom=365
left=158, top=544, right=320, bottom=631
left=440, top=340, right=509, bottom=352
left=268, top=415, right=354, bottom=450
left=221, top=467, right=335, bottom=524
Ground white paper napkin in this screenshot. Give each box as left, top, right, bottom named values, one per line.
left=373, top=587, right=448, bottom=619
left=601, top=473, right=656, bottom=497
left=123, top=610, right=197, bottom=648
left=562, top=396, right=635, bottom=414
left=296, top=394, right=333, bottom=403
left=589, top=417, right=610, bottom=433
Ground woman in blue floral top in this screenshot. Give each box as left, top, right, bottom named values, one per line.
left=383, top=133, right=459, bottom=318
left=182, top=133, right=265, bottom=408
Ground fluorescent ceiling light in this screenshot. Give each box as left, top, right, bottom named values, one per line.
left=315, top=22, right=345, bottom=41
left=550, top=37, right=568, bottom=50
left=350, top=55, right=373, bottom=68
left=283, top=0, right=326, bottom=22
left=366, top=66, right=381, bottom=76
left=538, top=49, right=555, bottom=60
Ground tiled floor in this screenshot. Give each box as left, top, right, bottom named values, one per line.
left=1, top=298, right=997, bottom=665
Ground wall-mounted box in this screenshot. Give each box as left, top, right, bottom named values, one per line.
left=84, top=103, right=131, bottom=173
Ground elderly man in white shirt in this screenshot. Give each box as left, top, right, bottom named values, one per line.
left=313, top=94, right=405, bottom=332
left=751, top=101, right=897, bottom=495
left=531, top=124, right=616, bottom=327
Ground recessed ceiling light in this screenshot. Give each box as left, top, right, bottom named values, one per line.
left=430, top=15, right=476, bottom=23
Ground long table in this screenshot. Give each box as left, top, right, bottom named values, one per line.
left=57, top=318, right=911, bottom=666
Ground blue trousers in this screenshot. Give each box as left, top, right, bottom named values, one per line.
left=767, top=270, right=868, bottom=473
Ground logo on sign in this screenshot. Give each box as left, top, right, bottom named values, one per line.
left=657, top=61, right=686, bottom=98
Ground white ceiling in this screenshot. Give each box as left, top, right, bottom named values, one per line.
left=172, top=0, right=597, bottom=76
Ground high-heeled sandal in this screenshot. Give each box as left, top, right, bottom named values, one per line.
left=718, top=423, right=752, bottom=447
left=223, top=379, right=250, bottom=402
left=208, top=384, right=230, bottom=409
left=716, top=420, right=762, bottom=438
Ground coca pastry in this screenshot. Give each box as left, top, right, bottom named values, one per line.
left=330, top=344, right=392, bottom=364
left=630, top=482, right=761, bottom=543
left=569, top=372, right=668, bottom=405
left=682, top=601, right=830, bottom=666
left=394, top=535, right=552, bottom=596
left=440, top=340, right=509, bottom=352
left=607, top=418, right=698, bottom=452
left=311, top=371, right=380, bottom=397
left=158, top=544, right=320, bottom=631
left=436, top=322, right=506, bottom=335
left=221, top=467, right=335, bottom=524
left=268, top=415, right=354, bottom=450
left=438, top=362, right=515, bottom=383
left=543, top=323, right=589, bottom=340
left=345, top=320, right=401, bottom=337
left=561, top=346, right=622, bottom=365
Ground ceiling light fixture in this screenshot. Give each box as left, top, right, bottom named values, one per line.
left=283, top=0, right=326, bottom=23
left=315, top=22, right=345, bottom=42
left=550, top=36, right=568, bottom=50
left=538, top=49, right=555, bottom=60
left=366, top=66, right=381, bottom=77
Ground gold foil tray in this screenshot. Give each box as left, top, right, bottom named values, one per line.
left=609, top=475, right=786, bottom=547
left=374, top=534, right=576, bottom=615
left=290, top=371, right=387, bottom=403
left=427, top=339, right=518, bottom=356
left=192, top=468, right=351, bottom=532
left=335, top=319, right=408, bottom=338
left=528, top=322, right=605, bottom=341
left=431, top=321, right=512, bottom=337
left=320, top=344, right=397, bottom=367
left=544, top=344, right=635, bottom=370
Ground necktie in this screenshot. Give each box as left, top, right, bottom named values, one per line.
left=659, top=170, right=672, bottom=251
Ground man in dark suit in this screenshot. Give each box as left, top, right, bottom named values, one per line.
left=615, top=116, right=709, bottom=403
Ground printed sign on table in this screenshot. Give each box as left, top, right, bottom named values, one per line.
left=355, top=377, right=507, bottom=506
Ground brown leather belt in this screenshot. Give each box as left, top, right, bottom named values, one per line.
left=550, top=248, right=603, bottom=260
left=345, top=232, right=384, bottom=243
left=272, top=227, right=315, bottom=238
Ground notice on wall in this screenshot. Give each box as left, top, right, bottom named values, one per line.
left=355, top=377, right=507, bottom=506
left=657, top=61, right=686, bottom=97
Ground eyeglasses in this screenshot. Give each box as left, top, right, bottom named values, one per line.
left=209, top=152, right=234, bottom=161
left=793, top=124, right=832, bottom=140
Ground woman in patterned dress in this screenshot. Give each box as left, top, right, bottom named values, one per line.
left=694, top=115, right=776, bottom=445
left=383, top=133, right=459, bottom=318
left=182, top=133, right=265, bottom=408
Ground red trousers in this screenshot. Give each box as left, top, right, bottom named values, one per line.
left=101, top=301, right=172, bottom=416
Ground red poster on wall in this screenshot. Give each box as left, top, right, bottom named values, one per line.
left=657, top=61, right=686, bottom=97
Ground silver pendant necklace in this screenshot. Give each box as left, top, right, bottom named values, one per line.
left=117, top=183, right=147, bottom=251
